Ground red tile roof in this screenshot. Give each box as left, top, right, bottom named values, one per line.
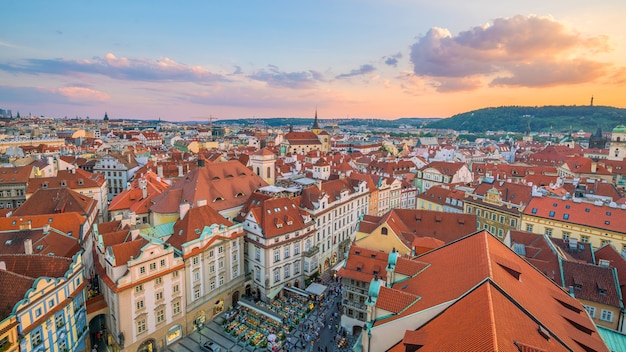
left=373, top=231, right=608, bottom=351
left=150, top=160, right=267, bottom=214
left=524, top=197, right=626, bottom=234
left=168, top=204, right=233, bottom=250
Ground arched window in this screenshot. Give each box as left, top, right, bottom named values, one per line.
left=266, top=167, right=271, bottom=178
left=256, top=167, right=260, bottom=176
left=381, top=227, right=388, bottom=235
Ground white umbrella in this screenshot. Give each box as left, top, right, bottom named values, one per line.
left=267, top=334, right=277, bottom=342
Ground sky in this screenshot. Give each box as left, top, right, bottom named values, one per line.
left=1, top=1, right=625, bottom=122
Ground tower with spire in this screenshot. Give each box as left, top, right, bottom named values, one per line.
left=311, top=108, right=322, bottom=135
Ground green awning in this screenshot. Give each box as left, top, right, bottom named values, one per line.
left=267, top=284, right=283, bottom=300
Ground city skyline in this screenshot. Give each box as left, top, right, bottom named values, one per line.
left=1, top=1, right=625, bottom=121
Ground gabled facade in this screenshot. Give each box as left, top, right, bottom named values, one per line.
left=240, top=193, right=315, bottom=300
left=299, top=176, right=370, bottom=271
left=414, top=161, right=473, bottom=193
left=94, top=223, right=185, bottom=352
left=464, top=180, right=532, bottom=240
left=0, top=252, right=88, bottom=352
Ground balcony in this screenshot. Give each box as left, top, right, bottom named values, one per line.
left=303, top=246, right=319, bottom=258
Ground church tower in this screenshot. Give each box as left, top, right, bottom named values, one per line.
left=250, top=148, right=276, bottom=185
left=311, top=108, right=322, bottom=135
left=608, top=124, right=626, bottom=161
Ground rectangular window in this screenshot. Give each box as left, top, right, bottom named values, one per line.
left=156, top=292, right=163, bottom=301
left=581, top=236, right=590, bottom=243
left=210, top=281, right=216, bottom=290
left=209, top=250, right=214, bottom=258
left=210, top=265, right=215, bottom=273
left=274, top=269, right=280, bottom=283
left=156, top=309, right=165, bottom=324
left=155, top=277, right=162, bottom=285
left=149, top=262, right=156, bottom=271
left=510, top=219, right=516, bottom=227
left=31, top=330, right=42, bottom=346
left=194, top=271, right=200, bottom=281
left=192, top=256, right=199, bottom=265
left=294, top=260, right=300, bottom=274
left=137, top=319, right=146, bottom=334
left=194, top=288, right=201, bottom=300
left=600, top=309, right=613, bottom=322
left=135, top=284, right=143, bottom=293
left=526, top=224, right=533, bottom=232
left=172, top=270, right=179, bottom=278
left=274, top=249, right=280, bottom=263
left=219, top=276, right=224, bottom=286
left=285, top=265, right=290, bottom=278
left=284, top=246, right=290, bottom=258
left=218, top=246, right=224, bottom=254
left=140, top=266, right=146, bottom=275
left=136, top=300, right=144, bottom=310
left=219, top=260, right=224, bottom=269
left=55, top=313, right=64, bottom=328
left=562, top=232, right=570, bottom=240
left=173, top=301, right=181, bottom=315
left=584, top=305, right=596, bottom=318
left=160, top=259, right=166, bottom=267
left=545, top=228, right=553, bottom=236
left=255, top=247, right=261, bottom=261
left=294, top=242, right=300, bottom=255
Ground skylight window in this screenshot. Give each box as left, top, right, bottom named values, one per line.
left=549, top=211, right=555, bottom=217
left=563, top=214, right=570, bottom=220
left=531, top=208, right=538, bottom=214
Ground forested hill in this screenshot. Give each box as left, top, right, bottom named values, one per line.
left=424, top=105, right=626, bottom=133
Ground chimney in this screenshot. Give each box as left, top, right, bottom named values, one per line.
left=0, top=261, right=5, bottom=271
left=157, top=164, right=164, bottom=178
left=591, top=161, right=597, bottom=174
left=177, top=164, right=183, bottom=177
left=24, top=238, right=33, bottom=255
left=179, top=202, right=191, bottom=219
left=197, top=199, right=207, bottom=207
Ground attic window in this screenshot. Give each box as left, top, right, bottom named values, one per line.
left=355, top=251, right=360, bottom=255
left=563, top=214, right=570, bottom=220
left=36, top=245, right=44, bottom=251
left=212, top=176, right=220, bottom=180
left=60, top=180, right=67, bottom=186
left=42, top=183, right=48, bottom=188
left=565, top=205, right=570, bottom=209
left=606, top=211, right=611, bottom=216
left=235, top=192, right=245, bottom=197
left=214, top=197, right=224, bottom=202
left=4, top=240, right=12, bottom=245
left=48, top=218, right=53, bottom=223
left=78, top=179, right=84, bottom=185
left=549, top=211, right=555, bottom=217
left=585, top=208, right=590, bottom=212
left=531, top=208, right=538, bottom=214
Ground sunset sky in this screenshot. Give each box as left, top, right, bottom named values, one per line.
left=1, top=1, right=625, bottom=121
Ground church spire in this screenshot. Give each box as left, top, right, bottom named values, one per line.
left=312, top=108, right=320, bottom=130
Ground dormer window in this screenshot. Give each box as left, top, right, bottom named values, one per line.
left=60, top=180, right=67, bottom=187
left=214, top=197, right=224, bottom=202
left=42, top=183, right=48, bottom=189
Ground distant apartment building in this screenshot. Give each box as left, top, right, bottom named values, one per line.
left=93, top=152, right=140, bottom=201
left=464, top=180, right=532, bottom=240
left=0, top=165, right=34, bottom=210
left=521, top=197, right=626, bottom=254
